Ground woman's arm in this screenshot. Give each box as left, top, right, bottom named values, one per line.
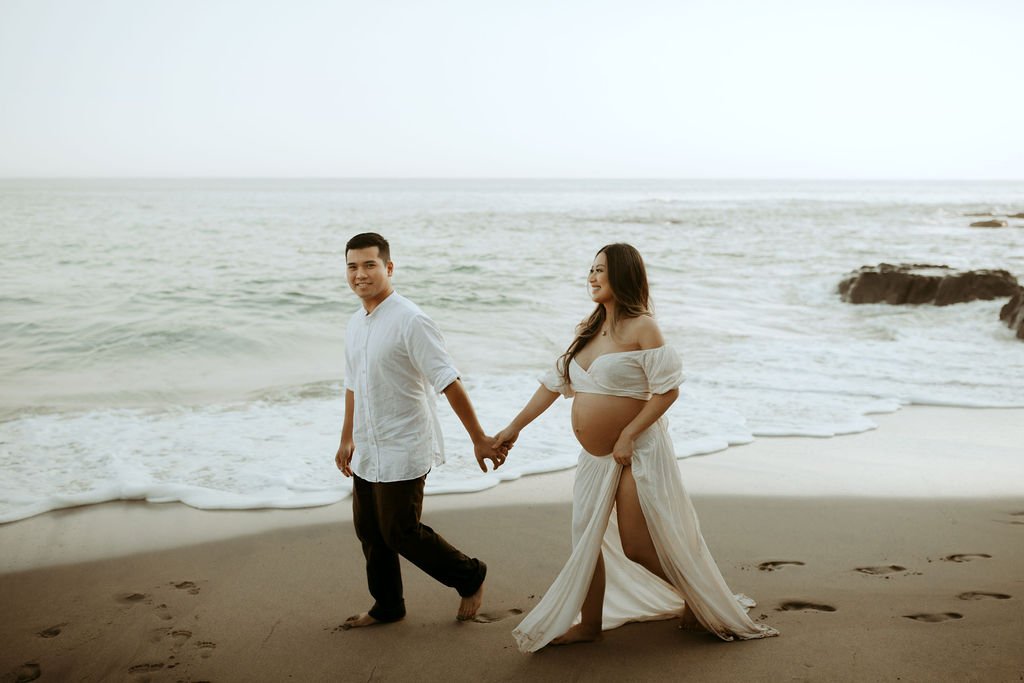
left=612, top=315, right=677, bottom=466
left=493, top=384, right=560, bottom=450
left=611, top=388, right=679, bottom=466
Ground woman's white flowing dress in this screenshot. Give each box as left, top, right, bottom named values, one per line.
left=512, top=346, right=778, bottom=652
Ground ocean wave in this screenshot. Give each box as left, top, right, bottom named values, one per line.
left=2, top=178, right=1022, bottom=523
left=1, top=365, right=1018, bottom=524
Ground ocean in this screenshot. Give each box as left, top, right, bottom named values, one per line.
left=2, top=179, right=1022, bottom=523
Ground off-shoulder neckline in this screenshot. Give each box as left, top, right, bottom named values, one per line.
left=572, top=346, right=667, bottom=373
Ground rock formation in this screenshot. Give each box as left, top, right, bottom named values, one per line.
left=1000, top=290, right=1024, bottom=339
left=838, top=264, right=1020, bottom=306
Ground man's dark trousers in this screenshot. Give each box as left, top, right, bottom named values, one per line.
left=352, top=473, right=487, bottom=622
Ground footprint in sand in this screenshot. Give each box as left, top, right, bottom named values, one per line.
left=8, top=661, right=41, bottom=682
left=116, top=592, right=151, bottom=605
left=172, top=580, right=201, bottom=595
left=154, top=603, right=173, bottom=622
left=147, top=627, right=170, bottom=644
left=957, top=591, right=1011, bottom=601
left=941, top=554, right=991, bottom=563
left=997, top=513, right=1024, bottom=525
left=170, top=629, right=193, bottom=644
left=777, top=601, right=837, bottom=613
left=470, top=608, right=524, bottom=624
left=904, top=612, right=963, bottom=622
left=196, top=641, right=217, bottom=659
left=128, top=663, right=165, bottom=674
left=757, top=561, right=805, bottom=572
left=37, top=623, right=66, bottom=638
left=855, top=565, right=906, bottom=575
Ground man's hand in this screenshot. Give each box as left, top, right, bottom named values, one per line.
left=492, top=425, right=520, bottom=454
left=335, top=439, right=355, bottom=477
left=473, top=435, right=508, bottom=473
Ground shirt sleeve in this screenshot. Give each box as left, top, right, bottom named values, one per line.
left=539, top=359, right=574, bottom=398
left=405, top=314, right=460, bottom=394
left=343, top=325, right=356, bottom=392
left=640, top=345, right=684, bottom=394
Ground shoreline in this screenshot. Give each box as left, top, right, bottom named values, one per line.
left=2, top=405, right=1022, bottom=575
left=1, top=404, right=1022, bottom=681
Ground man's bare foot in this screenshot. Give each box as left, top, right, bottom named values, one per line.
left=550, top=623, right=603, bottom=646
left=678, top=605, right=707, bottom=632
left=340, top=612, right=381, bottom=630
left=457, top=582, right=484, bottom=621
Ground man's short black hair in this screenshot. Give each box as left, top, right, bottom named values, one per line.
left=346, top=232, right=391, bottom=263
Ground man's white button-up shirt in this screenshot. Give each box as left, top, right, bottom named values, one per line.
left=344, top=292, right=459, bottom=482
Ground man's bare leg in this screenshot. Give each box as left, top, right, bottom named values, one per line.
left=341, top=612, right=383, bottom=630
left=457, top=581, right=484, bottom=621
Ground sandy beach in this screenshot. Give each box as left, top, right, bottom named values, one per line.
left=2, top=406, right=1022, bottom=682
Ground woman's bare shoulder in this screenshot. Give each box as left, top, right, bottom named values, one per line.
left=624, top=315, right=664, bottom=349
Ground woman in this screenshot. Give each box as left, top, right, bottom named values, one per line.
left=495, top=243, right=778, bottom=652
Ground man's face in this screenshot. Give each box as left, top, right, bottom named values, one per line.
left=346, top=247, right=393, bottom=303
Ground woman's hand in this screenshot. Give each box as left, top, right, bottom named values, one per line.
left=612, top=433, right=634, bottom=467
left=492, top=424, right=520, bottom=454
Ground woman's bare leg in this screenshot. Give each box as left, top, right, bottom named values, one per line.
left=551, top=552, right=605, bottom=645
left=615, top=466, right=669, bottom=580
left=616, top=465, right=706, bottom=630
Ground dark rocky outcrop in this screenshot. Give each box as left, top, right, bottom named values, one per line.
left=970, top=219, right=1009, bottom=228
left=1000, top=289, right=1024, bottom=339
left=964, top=212, right=993, bottom=217
left=838, top=264, right=1020, bottom=306
left=1008, top=213, right=1024, bottom=219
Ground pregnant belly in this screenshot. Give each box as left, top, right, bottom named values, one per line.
left=571, top=392, right=646, bottom=455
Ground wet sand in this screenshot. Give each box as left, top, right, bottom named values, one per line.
left=1, top=407, right=1022, bottom=681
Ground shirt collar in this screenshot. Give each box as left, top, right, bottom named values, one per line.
left=364, top=289, right=398, bottom=317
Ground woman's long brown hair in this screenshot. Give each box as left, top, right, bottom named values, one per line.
left=558, top=243, right=652, bottom=385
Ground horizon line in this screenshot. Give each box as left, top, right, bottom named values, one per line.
left=1, top=176, right=1023, bottom=182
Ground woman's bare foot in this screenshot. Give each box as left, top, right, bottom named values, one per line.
left=457, top=582, right=484, bottom=621
left=340, top=612, right=382, bottom=630
left=678, top=605, right=707, bottom=632
left=550, top=623, right=603, bottom=645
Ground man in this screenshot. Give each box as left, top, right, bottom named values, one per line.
left=336, top=232, right=506, bottom=628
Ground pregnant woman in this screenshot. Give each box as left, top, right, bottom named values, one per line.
left=495, top=243, right=778, bottom=652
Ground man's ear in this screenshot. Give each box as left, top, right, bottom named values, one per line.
left=386, top=260, right=394, bottom=276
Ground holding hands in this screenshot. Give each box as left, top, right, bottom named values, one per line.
left=474, top=434, right=511, bottom=473
left=492, top=425, right=520, bottom=455
left=337, top=434, right=511, bottom=475
left=465, top=424, right=521, bottom=473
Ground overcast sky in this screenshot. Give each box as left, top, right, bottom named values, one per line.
left=1, top=0, right=1021, bottom=179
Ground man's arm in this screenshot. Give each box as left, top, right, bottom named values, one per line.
left=335, top=389, right=355, bottom=477
left=443, top=379, right=504, bottom=472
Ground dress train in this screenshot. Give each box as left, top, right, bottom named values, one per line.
left=512, top=419, right=778, bottom=652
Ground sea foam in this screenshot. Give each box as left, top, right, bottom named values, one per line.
left=2, top=179, right=1022, bottom=523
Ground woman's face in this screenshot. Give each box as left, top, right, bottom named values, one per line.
left=588, top=251, right=614, bottom=304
